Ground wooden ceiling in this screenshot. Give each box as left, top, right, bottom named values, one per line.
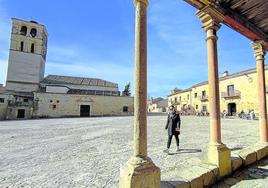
left=184, top=0, right=268, bottom=50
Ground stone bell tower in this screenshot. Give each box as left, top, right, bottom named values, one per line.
left=6, top=18, right=48, bottom=92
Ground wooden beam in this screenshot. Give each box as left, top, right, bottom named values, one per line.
left=222, top=6, right=268, bottom=51
left=183, top=0, right=205, bottom=9
left=221, top=5, right=267, bottom=40
left=184, top=0, right=268, bottom=51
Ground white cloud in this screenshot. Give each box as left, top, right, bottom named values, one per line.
left=46, top=61, right=132, bottom=78
left=45, top=59, right=134, bottom=92
left=144, top=1, right=209, bottom=97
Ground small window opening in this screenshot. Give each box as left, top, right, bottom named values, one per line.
left=123, top=106, right=129, bottom=112
left=31, top=43, right=35, bottom=53
left=20, top=41, right=24, bottom=51
left=53, top=104, right=56, bottom=109
left=30, top=28, right=37, bottom=37
left=20, top=26, right=27, bottom=36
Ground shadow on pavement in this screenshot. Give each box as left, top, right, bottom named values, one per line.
left=230, top=146, right=244, bottom=151
left=168, top=149, right=202, bottom=155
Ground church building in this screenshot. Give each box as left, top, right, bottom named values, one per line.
left=0, top=18, right=133, bottom=120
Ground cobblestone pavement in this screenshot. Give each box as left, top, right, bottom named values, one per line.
left=214, top=156, right=268, bottom=188
left=0, top=116, right=262, bottom=187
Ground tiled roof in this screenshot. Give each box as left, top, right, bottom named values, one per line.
left=168, top=65, right=268, bottom=97
left=41, top=75, right=118, bottom=88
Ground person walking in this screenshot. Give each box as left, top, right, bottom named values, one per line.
left=164, top=105, right=181, bottom=154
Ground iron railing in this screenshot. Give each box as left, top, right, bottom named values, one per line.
left=221, top=90, right=241, bottom=98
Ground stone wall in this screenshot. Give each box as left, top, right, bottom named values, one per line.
left=0, top=94, right=8, bottom=120
left=6, top=51, right=45, bottom=92
left=33, top=92, right=134, bottom=118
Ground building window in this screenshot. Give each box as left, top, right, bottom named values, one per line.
left=31, top=43, right=35, bottom=53
left=123, top=106, right=128, bottom=112
left=179, top=96, right=181, bottom=101
left=187, top=94, right=190, bottom=100
left=20, top=26, right=27, bottom=36
left=30, top=28, right=37, bottom=37
left=40, top=86, right=46, bottom=92
left=227, top=85, right=234, bottom=95
left=53, top=104, right=57, bottom=110
left=194, top=93, right=197, bottom=98
left=57, top=100, right=60, bottom=103
left=175, top=97, right=177, bottom=103
left=202, top=105, right=207, bottom=112
left=50, top=100, right=53, bottom=103
left=23, top=99, right=28, bottom=102
left=0, top=98, right=4, bottom=103
left=196, top=105, right=198, bottom=110
left=20, top=41, right=24, bottom=51
left=202, top=90, right=206, bottom=97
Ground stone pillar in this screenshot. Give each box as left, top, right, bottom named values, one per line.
left=197, top=5, right=231, bottom=177
left=252, top=41, right=268, bottom=142
left=118, top=0, right=160, bottom=187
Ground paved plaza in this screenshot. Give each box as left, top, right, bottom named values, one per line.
left=0, top=116, right=264, bottom=187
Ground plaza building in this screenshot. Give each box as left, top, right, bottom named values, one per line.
left=0, top=18, right=133, bottom=120
left=168, top=68, right=268, bottom=116
left=147, top=97, right=168, bottom=113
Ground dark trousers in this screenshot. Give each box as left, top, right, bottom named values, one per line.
left=167, top=134, right=179, bottom=149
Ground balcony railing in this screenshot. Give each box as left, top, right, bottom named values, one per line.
left=199, top=95, right=209, bottom=101
left=221, top=90, right=241, bottom=99
left=173, top=101, right=180, bottom=105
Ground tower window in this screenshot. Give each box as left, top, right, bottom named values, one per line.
left=31, top=43, right=35, bottom=53
left=20, top=26, right=27, bottom=36
left=20, top=41, right=24, bottom=51
left=30, top=28, right=37, bottom=37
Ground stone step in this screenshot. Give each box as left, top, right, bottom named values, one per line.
left=161, top=143, right=268, bottom=188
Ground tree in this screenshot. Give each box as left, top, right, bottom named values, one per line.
left=122, top=82, right=131, bottom=96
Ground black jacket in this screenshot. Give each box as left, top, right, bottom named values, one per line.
left=165, top=111, right=181, bottom=136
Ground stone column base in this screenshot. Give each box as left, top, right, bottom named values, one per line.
left=119, top=156, right=160, bottom=188
left=204, top=143, right=231, bottom=177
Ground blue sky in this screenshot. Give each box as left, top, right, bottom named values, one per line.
left=0, top=0, right=264, bottom=98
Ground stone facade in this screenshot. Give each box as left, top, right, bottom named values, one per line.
left=168, top=67, right=268, bottom=116
left=147, top=98, right=168, bottom=112
left=0, top=94, right=8, bottom=120
left=0, top=92, right=34, bottom=120
left=33, top=92, right=133, bottom=118
left=6, top=18, right=47, bottom=92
